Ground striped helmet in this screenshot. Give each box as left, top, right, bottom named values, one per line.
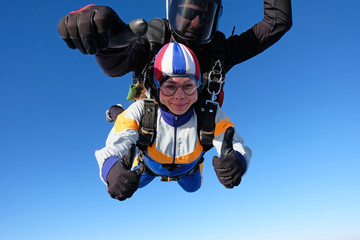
left=153, top=42, right=201, bottom=87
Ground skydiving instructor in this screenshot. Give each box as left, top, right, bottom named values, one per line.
left=58, top=0, right=292, bottom=105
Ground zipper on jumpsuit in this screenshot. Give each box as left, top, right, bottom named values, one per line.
left=172, top=116, right=178, bottom=166
left=161, top=116, right=178, bottom=181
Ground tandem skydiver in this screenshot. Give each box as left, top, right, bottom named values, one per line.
left=95, top=42, right=252, bottom=201
left=58, top=0, right=291, bottom=200
left=58, top=0, right=292, bottom=108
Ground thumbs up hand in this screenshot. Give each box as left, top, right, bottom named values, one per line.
left=107, top=144, right=142, bottom=201
left=212, top=127, right=247, bottom=189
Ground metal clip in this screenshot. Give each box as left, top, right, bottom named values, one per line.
left=206, top=60, right=225, bottom=101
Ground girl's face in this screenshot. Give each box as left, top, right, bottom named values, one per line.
left=159, top=76, right=198, bottom=115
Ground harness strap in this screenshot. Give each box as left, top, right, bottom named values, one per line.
left=137, top=151, right=205, bottom=182
left=137, top=99, right=157, bottom=150
left=196, top=100, right=218, bottom=152
left=160, top=156, right=204, bottom=182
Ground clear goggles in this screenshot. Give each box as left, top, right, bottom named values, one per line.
left=159, top=76, right=200, bottom=96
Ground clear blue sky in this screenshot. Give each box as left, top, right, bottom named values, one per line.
left=1, top=0, right=359, bottom=239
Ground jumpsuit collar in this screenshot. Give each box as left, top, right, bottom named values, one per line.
left=160, top=107, right=194, bottom=127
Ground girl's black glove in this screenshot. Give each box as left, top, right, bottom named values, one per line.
left=212, top=127, right=246, bottom=189
left=106, top=144, right=142, bottom=201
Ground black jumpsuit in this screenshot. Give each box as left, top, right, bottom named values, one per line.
left=94, top=0, right=292, bottom=82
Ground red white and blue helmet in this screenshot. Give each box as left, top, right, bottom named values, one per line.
left=153, top=42, right=201, bottom=87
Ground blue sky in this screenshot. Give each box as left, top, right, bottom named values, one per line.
left=1, top=0, right=359, bottom=239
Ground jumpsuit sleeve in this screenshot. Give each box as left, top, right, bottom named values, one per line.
left=212, top=107, right=252, bottom=175
left=94, top=36, right=150, bottom=77
left=95, top=100, right=145, bottom=183
left=224, top=0, right=293, bottom=71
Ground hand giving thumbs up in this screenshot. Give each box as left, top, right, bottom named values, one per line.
left=212, top=127, right=247, bottom=189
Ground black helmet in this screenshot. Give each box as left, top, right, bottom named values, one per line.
left=166, top=0, right=222, bottom=45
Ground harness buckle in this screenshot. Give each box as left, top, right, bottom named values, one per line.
left=160, top=176, right=180, bottom=182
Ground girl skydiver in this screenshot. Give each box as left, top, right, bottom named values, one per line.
left=95, top=42, right=251, bottom=201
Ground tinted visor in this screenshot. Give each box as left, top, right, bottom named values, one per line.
left=168, top=0, right=218, bottom=42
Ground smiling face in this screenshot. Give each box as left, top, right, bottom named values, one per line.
left=159, top=76, right=198, bottom=115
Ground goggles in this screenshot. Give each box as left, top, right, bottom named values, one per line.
left=176, top=7, right=208, bottom=21
left=159, top=77, right=200, bottom=96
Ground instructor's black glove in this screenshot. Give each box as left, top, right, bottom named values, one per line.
left=212, top=127, right=247, bottom=189
left=58, top=4, right=147, bottom=54
left=106, top=144, right=141, bottom=201
left=106, top=104, right=124, bottom=122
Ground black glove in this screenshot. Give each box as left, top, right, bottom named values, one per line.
left=57, top=5, right=147, bottom=54
left=106, top=144, right=141, bottom=201
left=106, top=104, right=125, bottom=122
left=212, top=127, right=246, bottom=189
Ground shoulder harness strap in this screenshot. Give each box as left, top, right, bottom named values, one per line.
left=195, top=100, right=218, bottom=152
left=137, top=99, right=158, bottom=151
left=196, top=32, right=225, bottom=147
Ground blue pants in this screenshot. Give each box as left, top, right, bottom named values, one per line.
left=138, top=169, right=202, bottom=193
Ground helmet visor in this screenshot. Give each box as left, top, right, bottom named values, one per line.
left=168, top=0, right=218, bottom=42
